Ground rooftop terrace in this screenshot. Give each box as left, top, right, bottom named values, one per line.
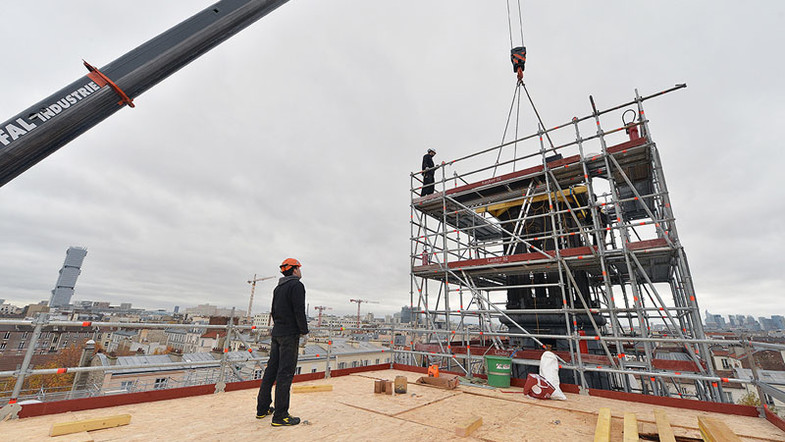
left=3, top=367, right=783, bottom=441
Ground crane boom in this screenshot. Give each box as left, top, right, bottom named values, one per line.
left=0, top=0, right=291, bottom=188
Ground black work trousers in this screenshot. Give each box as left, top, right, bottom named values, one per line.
left=257, top=334, right=300, bottom=419
left=421, top=173, right=435, bottom=196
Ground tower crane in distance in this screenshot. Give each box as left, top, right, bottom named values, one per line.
left=313, top=306, right=332, bottom=327
left=246, top=274, right=276, bottom=323
left=349, top=299, right=379, bottom=331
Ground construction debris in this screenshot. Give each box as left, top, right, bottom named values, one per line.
left=416, top=374, right=460, bottom=390
left=292, top=384, right=333, bottom=394
left=49, top=414, right=131, bottom=437
left=454, top=415, right=482, bottom=437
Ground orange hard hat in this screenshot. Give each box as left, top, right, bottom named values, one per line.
left=280, top=258, right=302, bottom=272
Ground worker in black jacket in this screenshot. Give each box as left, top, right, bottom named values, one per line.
left=421, top=148, right=437, bottom=196
left=256, top=258, right=309, bottom=427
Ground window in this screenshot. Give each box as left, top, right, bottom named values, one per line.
left=18, top=341, right=26, bottom=350
left=21, top=332, right=29, bottom=339
left=721, top=359, right=730, bottom=369
left=375, top=359, right=380, bottom=365
left=338, top=362, right=346, bottom=370
left=0, top=342, right=6, bottom=350
left=253, top=369, right=263, bottom=380
left=154, top=378, right=168, bottom=390
left=4, top=331, right=11, bottom=340
left=351, top=361, right=358, bottom=368
left=311, top=368, right=317, bottom=373
left=120, top=381, right=134, bottom=391
left=295, top=367, right=302, bottom=375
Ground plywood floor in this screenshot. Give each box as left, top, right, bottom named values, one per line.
left=2, top=369, right=783, bottom=441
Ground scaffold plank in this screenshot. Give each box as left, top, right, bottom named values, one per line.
left=623, top=413, right=638, bottom=442
left=593, top=407, right=612, bottom=442
left=49, top=414, right=131, bottom=437
left=697, top=416, right=742, bottom=442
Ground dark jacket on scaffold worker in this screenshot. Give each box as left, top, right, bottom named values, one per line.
left=256, top=258, right=309, bottom=427
left=421, top=148, right=436, bottom=196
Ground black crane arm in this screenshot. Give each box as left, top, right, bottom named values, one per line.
left=0, top=0, right=291, bottom=188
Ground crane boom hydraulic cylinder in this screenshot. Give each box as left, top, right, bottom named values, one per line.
left=0, top=0, right=291, bottom=188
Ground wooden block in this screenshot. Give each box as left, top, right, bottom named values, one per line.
left=374, top=379, right=384, bottom=393
left=697, top=416, right=742, bottom=442
left=292, top=384, right=333, bottom=394
left=623, top=413, right=638, bottom=442
left=394, top=376, right=408, bottom=394
left=654, top=409, right=676, bottom=442
left=384, top=380, right=393, bottom=395
left=594, top=408, right=611, bottom=442
left=50, top=414, right=131, bottom=437
left=455, top=416, right=482, bottom=437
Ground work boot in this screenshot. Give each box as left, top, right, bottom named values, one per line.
left=256, top=407, right=275, bottom=419
left=271, top=414, right=301, bottom=427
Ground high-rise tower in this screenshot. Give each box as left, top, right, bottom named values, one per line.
left=49, top=247, right=88, bottom=308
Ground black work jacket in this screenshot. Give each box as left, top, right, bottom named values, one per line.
left=270, top=276, right=309, bottom=336
left=422, top=154, right=435, bottom=176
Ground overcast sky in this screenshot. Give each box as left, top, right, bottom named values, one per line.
left=0, top=1, right=782, bottom=319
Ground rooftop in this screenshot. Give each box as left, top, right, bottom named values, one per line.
left=2, top=367, right=783, bottom=441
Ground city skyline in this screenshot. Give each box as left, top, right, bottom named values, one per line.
left=1, top=1, right=784, bottom=319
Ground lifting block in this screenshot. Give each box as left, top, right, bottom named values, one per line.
left=455, top=416, right=482, bottom=437
left=50, top=414, right=131, bottom=437
left=623, top=413, right=638, bottom=442
left=594, top=408, right=611, bottom=442
left=698, top=416, right=742, bottom=442
left=394, top=376, right=408, bottom=394
left=654, top=410, right=676, bottom=442
left=292, top=384, right=333, bottom=394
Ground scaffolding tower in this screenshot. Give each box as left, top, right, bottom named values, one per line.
left=408, top=85, right=726, bottom=402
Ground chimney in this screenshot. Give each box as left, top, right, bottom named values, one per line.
left=70, top=340, right=96, bottom=396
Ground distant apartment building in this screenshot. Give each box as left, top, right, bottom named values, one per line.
left=49, top=246, right=88, bottom=308
left=253, top=313, right=273, bottom=329
left=185, top=304, right=246, bottom=318
left=0, top=324, right=94, bottom=357
left=0, top=302, right=22, bottom=316
left=164, top=327, right=205, bottom=353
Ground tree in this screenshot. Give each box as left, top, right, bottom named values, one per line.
left=737, top=390, right=761, bottom=407
left=24, top=343, right=84, bottom=392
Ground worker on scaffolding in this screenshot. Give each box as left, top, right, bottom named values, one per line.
left=421, top=148, right=437, bottom=196
left=256, top=258, right=309, bottom=427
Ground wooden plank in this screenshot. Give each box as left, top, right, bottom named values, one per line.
left=292, top=384, right=333, bottom=394
left=623, top=413, right=638, bottom=442
left=50, top=414, right=131, bottom=437
left=594, top=407, right=611, bottom=442
left=697, top=416, right=742, bottom=442
left=653, top=409, right=676, bottom=442
left=454, top=416, right=482, bottom=437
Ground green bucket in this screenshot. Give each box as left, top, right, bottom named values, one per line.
left=485, top=355, right=512, bottom=388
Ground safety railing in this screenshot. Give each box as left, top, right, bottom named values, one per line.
left=1, top=316, right=783, bottom=419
